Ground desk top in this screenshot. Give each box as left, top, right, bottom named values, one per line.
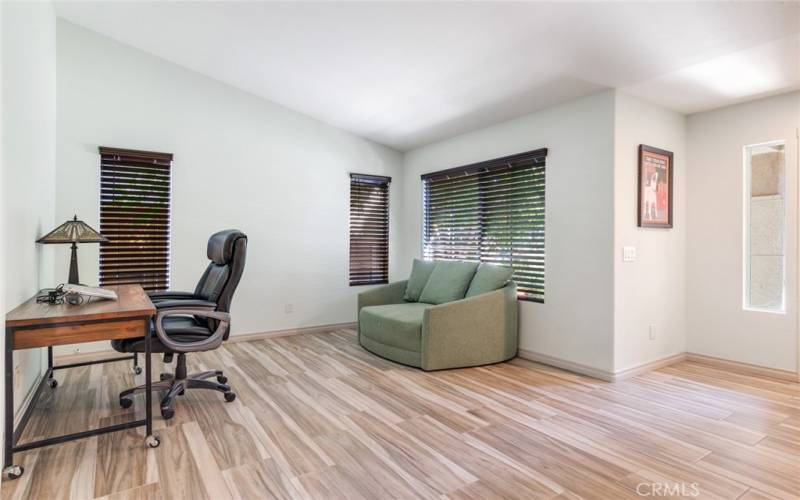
left=6, top=284, right=156, bottom=328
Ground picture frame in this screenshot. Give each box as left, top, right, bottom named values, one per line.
left=637, top=144, right=673, bottom=228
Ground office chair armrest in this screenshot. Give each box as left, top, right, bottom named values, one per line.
left=153, top=299, right=218, bottom=311
left=154, top=309, right=231, bottom=353
left=148, top=291, right=196, bottom=302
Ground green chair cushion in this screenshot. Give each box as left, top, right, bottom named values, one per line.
left=404, top=259, right=436, bottom=302
left=359, top=303, right=432, bottom=353
left=418, top=260, right=479, bottom=305
left=465, top=263, right=515, bottom=298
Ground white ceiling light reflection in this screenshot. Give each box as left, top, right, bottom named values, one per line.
left=678, top=43, right=789, bottom=97
left=680, top=57, right=776, bottom=97
left=623, top=35, right=799, bottom=113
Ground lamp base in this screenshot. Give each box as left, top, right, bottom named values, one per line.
left=68, top=243, right=80, bottom=285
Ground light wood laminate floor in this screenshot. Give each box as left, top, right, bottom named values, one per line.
left=2, top=328, right=798, bottom=499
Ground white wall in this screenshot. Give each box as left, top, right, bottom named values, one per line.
left=54, top=21, right=404, bottom=355
left=401, top=91, right=616, bottom=373
left=613, top=92, right=687, bottom=372
left=687, top=92, right=800, bottom=372
left=18, top=15, right=799, bottom=380
left=1, top=1, right=57, bottom=413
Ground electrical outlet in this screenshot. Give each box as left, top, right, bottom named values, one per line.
left=623, top=246, right=637, bottom=262
left=649, top=324, right=656, bottom=340
left=284, top=303, right=294, bottom=314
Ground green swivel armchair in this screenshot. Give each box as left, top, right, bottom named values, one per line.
left=357, top=260, right=519, bottom=371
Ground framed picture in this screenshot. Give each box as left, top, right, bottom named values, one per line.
left=638, top=144, right=673, bottom=228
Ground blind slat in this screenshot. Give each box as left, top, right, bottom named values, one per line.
left=99, top=147, right=172, bottom=292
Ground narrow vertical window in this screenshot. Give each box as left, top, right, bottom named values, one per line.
left=99, top=147, right=172, bottom=292
left=744, top=141, right=786, bottom=312
left=349, top=173, right=391, bottom=286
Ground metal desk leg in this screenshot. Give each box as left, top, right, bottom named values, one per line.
left=144, top=323, right=159, bottom=448
left=46, top=347, right=57, bottom=388
left=4, top=328, right=23, bottom=479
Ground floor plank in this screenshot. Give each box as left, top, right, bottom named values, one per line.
left=3, top=328, right=798, bottom=499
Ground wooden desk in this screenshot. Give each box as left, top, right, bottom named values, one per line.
left=3, top=285, right=160, bottom=479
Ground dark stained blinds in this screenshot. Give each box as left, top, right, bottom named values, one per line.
left=349, top=173, right=391, bottom=286
left=99, top=147, right=172, bottom=292
left=422, top=148, right=547, bottom=302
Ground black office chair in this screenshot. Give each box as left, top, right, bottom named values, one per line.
left=112, top=229, right=247, bottom=419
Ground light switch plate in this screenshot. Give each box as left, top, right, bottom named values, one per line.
left=623, top=246, right=637, bottom=262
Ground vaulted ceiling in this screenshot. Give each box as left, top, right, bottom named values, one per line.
left=55, top=1, right=800, bottom=151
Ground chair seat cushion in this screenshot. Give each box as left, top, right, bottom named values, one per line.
left=111, top=316, right=213, bottom=353
left=359, top=303, right=432, bottom=353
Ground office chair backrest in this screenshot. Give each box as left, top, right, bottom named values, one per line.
left=194, top=229, right=247, bottom=339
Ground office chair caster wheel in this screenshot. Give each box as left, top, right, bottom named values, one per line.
left=161, top=407, right=174, bottom=420
left=47, top=378, right=58, bottom=388
left=120, top=397, right=133, bottom=409
left=217, top=375, right=228, bottom=384
left=224, top=392, right=236, bottom=402
left=133, top=366, right=142, bottom=375
left=146, top=435, right=160, bottom=448
left=4, top=465, right=24, bottom=480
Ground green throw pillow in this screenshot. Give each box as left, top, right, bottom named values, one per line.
left=465, top=263, right=514, bottom=297
left=418, top=261, right=479, bottom=304
left=404, top=259, right=436, bottom=302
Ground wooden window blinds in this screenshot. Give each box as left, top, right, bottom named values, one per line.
left=99, top=147, right=172, bottom=292
left=421, top=148, right=547, bottom=302
left=349, top=173, right=391, bottom=286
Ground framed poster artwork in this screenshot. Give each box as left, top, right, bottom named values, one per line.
left=638, top=144, right=673, bottom=228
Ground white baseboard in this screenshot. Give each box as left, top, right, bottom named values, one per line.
left=518, top=348, right=798, bottom=383
left=54, top=322, right=356, bottom=364
left=686, top=353, right=799, bottom=382
left=612, top=353, right=688, bottom=381
left=226, top=322, right=356, bottom=344
left=517, top=349, right=616, bottom=382
left=517, top=350, right=687, bottom=382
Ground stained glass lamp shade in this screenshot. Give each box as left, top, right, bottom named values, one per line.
left=37, top=215, right=107, bottom=284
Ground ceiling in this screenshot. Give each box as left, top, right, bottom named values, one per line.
left=54, top=2, right=800, bottom=151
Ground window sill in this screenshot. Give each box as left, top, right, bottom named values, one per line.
left=743, top=306, right=785, bottom=315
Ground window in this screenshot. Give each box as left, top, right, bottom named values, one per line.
left=744, top=141, right=786, bottom=312
left=349, top=173, right=391, bottom=286
left=99, top=147, right=173, bottom=292
left=422, top=148, right=547, bottom=302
